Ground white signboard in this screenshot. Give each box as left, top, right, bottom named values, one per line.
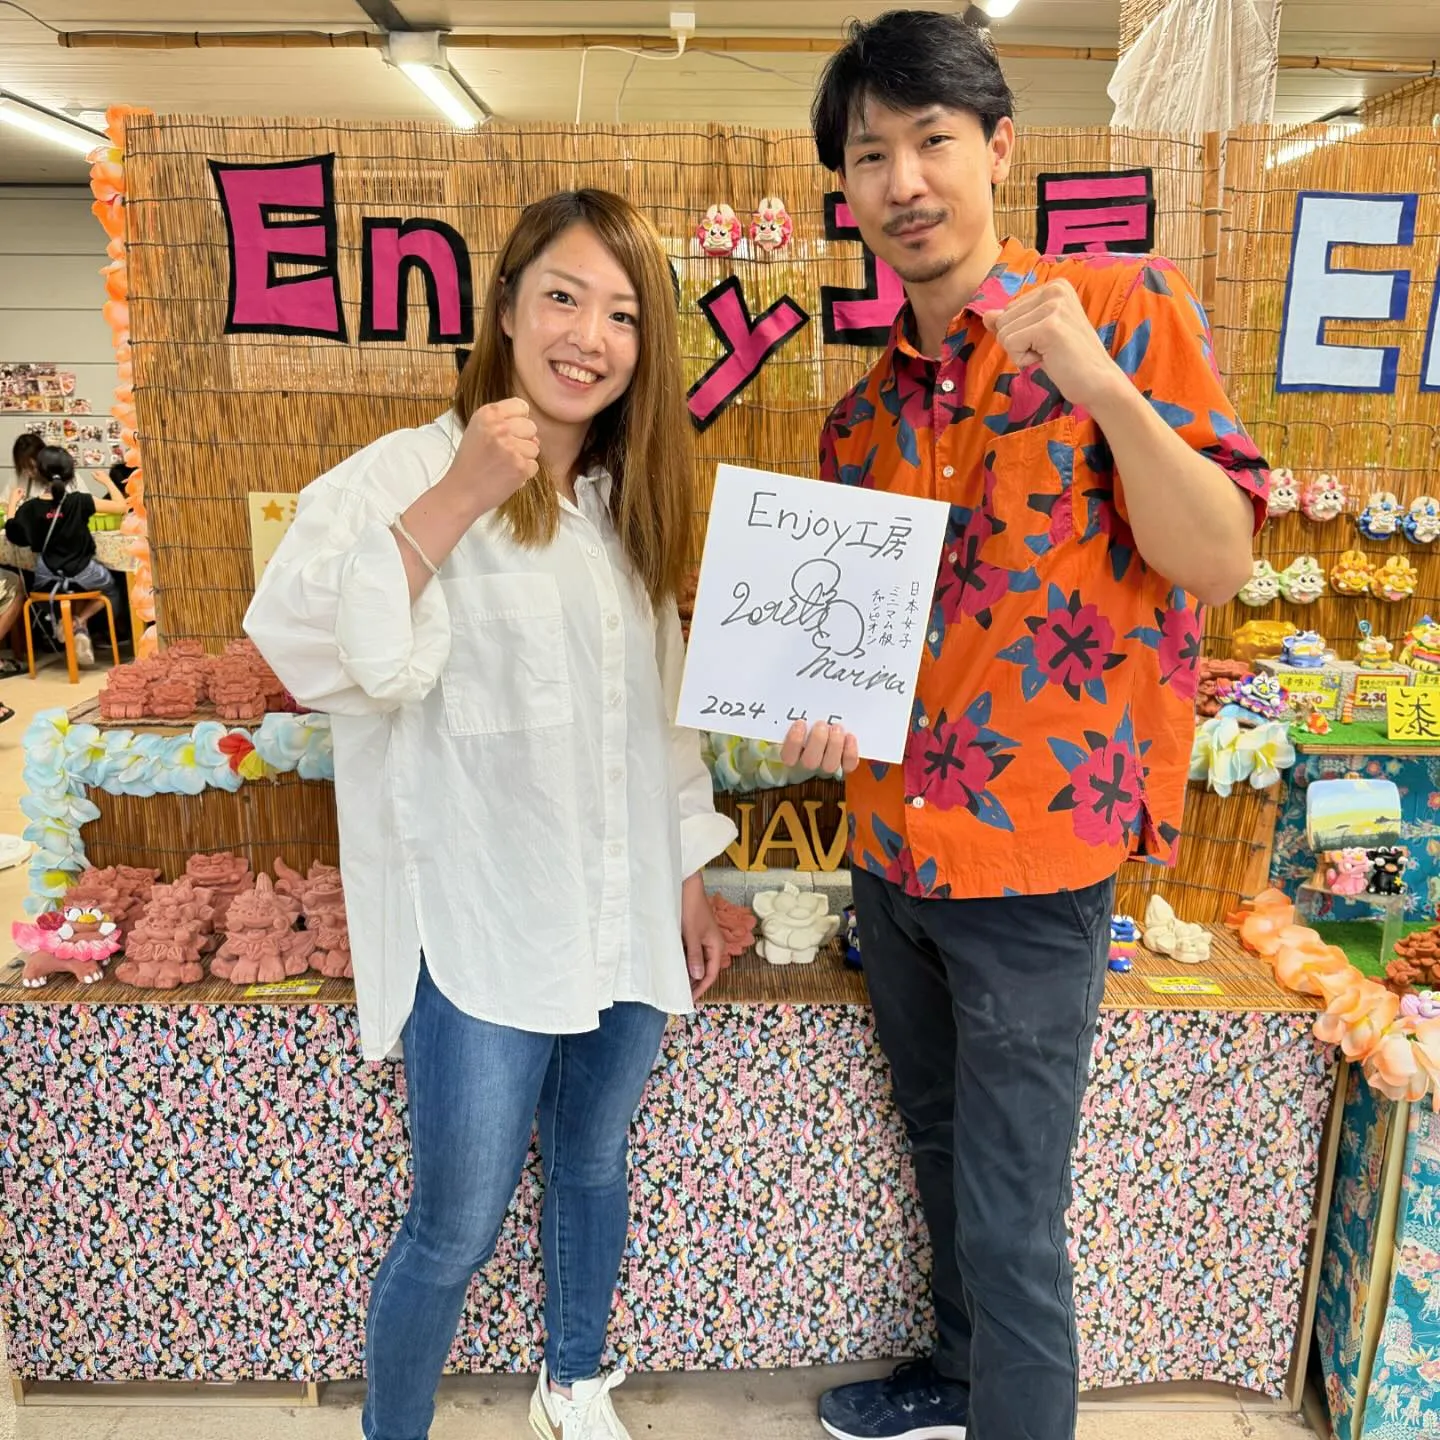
left=679, top=464, right=949, bottom=763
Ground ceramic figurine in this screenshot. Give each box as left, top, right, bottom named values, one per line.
left=1280, top=630, right=1327, bottom=669
left=1238, top=559, right=1281, bottom=607
left=1196, top=658, right=1252, bottom=718
left=210, top=655, right=266, bottom=722
left=1108, top=915, right=1139, bottom=973
left=1221, top=672, right=1288, bottom=723
left=1302, top=707, right=1332, bottom=736
left=1401, top=617, right=1440, bottom=673
left=185, top=851, right=253, bottom=918
left=64, top=864, right=158, bottom=935
left=114, top=877, right=216, bottom=989
left=210, top=874, right=310, bottom=986
left=1405, top=495, right=1440, bottom=544
left=1356, top=490, right=1402, bottom=540
left=1329, top=549, right=1374, bottom=596
left=752, top=883, right=840, bottom=966
left=842, top=905, right=862, bottom=970
left=1141, top=895, right=1212, bottom=964
left=1366, top=846, right=1409, bottom=896
left=1324, top=848, right=1371, bottom=896
left=11, top=905, right=121, bottom=989
left=1372, top=554, right=1420, bottom=602
left=148, top=676, right=199, bottom=720
left=1355, top=620, right=1396, bottom=668
left=696, top=202, right=742, bottom=256
left=1278, top=556, right=1326, bottom=605
left=1400, top=990, right=1440, bottom=1021
left=705, top=892, right=756, bottom=967
left=99, top=666, right=150, bottom=721
left=275, top=857, right=352, bottom=979
left=1268, top=468, right=1298, bottom=516
left=1231, top=619, right=1297, bottom=664
left=748, top=196, right=793, bottom=257
left=1300, top=472, right=1345, bottom=522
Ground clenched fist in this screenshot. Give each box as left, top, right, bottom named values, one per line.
left=455, top=398, right=541, bottom=514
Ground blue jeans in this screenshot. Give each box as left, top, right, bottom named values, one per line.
left=362, top=964, right=669, bottom=1440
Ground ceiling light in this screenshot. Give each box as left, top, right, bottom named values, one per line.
left=975, top=0, right=1022, bottom=16
left=0, top=95, right=107, bottom=155
left=384, top=31, right=488, bottom=130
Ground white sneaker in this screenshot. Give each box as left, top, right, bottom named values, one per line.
left=73, top=630, right=95, bottom=669
left=529, top=1361, right=631, bottom=1440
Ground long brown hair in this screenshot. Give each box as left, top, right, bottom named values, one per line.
left=455, top=189, right=692, bottom=606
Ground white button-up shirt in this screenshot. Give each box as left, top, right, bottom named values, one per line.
left=245, top=413, right=736, bottom=1060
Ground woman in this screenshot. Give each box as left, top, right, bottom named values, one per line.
left=246, top=190, right=746, bottom=1440
left=4, top=446, right=127, bottom=669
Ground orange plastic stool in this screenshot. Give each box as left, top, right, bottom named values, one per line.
left=24, top=591, right=121, bottom=684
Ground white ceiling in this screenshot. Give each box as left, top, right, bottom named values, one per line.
left=0, top=1, right=1436, bottom=182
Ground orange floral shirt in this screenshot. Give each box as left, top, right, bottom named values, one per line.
left=819, top=239, right=1269, bottom=899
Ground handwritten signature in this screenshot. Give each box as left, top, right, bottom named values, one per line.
left=722, top=558, right=867, bottom=660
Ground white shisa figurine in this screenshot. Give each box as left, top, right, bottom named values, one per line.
left=752, top=883, right=841, bottom=966
left=1268, top=468, right=1298, bottom=516
left=1142, top=894, right=1212, bottom=965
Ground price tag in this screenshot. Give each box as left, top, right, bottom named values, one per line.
left=1352, top=671, right=1415, bottom=708
left=243, top=979, right=324, bottom=999
left=1145, top=977, right=1223, bottom=996
left=1281, top=671, right=1340, bottom=705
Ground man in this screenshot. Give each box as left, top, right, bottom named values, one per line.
left=800, top=11, right=1268, bottom=1440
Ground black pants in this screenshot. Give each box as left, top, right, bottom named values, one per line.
left=853, top=870, right=1115, bottom=1440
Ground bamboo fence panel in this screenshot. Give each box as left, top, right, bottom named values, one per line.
left=1362, top=77, right=1440, bottom=127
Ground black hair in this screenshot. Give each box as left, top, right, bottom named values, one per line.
left=109, top=461, right=134, bottom=493
left=12, top=432, right=42, bottom=476
left=811, top=8, right=1015, bottom=173
left=35, top=445, right=75, bottom=504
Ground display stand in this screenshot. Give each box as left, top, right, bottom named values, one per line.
left=0, top=925, right=1338, bottom=1410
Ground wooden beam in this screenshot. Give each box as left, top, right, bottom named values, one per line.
left=52, top=30, right=1440, bottom=75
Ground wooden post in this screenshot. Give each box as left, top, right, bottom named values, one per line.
left=1200, top=131, right=1223, bottom=315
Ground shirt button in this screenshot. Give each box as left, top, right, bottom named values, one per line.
left=605, top=613, right=620, bottom=631
left=608, top=691, right=623, bottom=710
left=942, top=465, right=955, bottom=479
left=588, top=544, right=600, bottom=558
left=947, top=552, right=957, bottom=564
left=917, top=714, right=929, bottom=729
left=939, top=379, right=955, bottom=393
left=607, top=843, right=622, bottom=859
left=928, top=630, right=940, bottom=644
left=608, top=767, right=624, bottom=783
left=910, top=796, right=926, bottom=809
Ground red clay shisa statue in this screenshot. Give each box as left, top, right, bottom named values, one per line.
left=1387, top=926, right=1440, bottom=993
left=210, top=874, right=311, bottom=985
left=115, top=876, right=217, bottom=988
left=64, top=864, right=159, bottom=936
left=209, top=655, right=267, bottom=723
left=276, top=858, right=351, bottom=978
left=222, top=638, right=293, bottom=713
left=708, top=893, right=757, bottom=969
left=148, top=676, right=200, bottom=720
left=98, top=666, right=150, bottom=721
left=185, top=851, right=253, bottom=921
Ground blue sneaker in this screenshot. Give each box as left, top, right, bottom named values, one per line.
left=818, top=1358, right=968, bottom=1439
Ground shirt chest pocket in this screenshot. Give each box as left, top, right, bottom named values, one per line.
left=439, top=573, right=573, bottom=736
left=978, top=416, right=1077, bottom=572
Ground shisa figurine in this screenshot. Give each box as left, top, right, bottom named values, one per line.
left=748, top=197, right=793, bottom=257
left=1196, top=658, right=1251, bottom=717
left=1400, top=990, right=1440, bottom=1021
left=1142, top=895, right=1212, bottom=964
left=1300, top=472, right=1345, bottom=522
left=1389, top=928, right=1440, bottom=993
left=223, top=638, right=292, bottom=712
left=1268, top=468, right=1298, bottom=516
left=1405, top=495, right=1440, bottom=545
left=1279, top=630, right=1327, bottom=669
left=752, top=883, right=840, bottom=965
left=1329, top=549, right=1374, bottom=596
left=696, top=202, right=742, bottom=256
left=210, top=874, right=310, bottom=985
left=1278, top=555, right=1326, bottom=605
left=64, top=863, right=158, bottom=935
left=99, top=666, right=150, bottom=720
left=210, top=656, right=266, bottom=723
left=1372, top=554, right=1419, bottom=602
left=1238, top=559, right=1281, bottom=607
left=1366, top=846, right=1409, bottom=896
left=185, top=851, right=253, bottom=921
left=1356, top=490, right=1402, bottom=540
left=1400, top=616, right=1440, bottom=673
left=12, top=905, right=121, bottom=989
left=275, top=857, right=351, bottom=978
left=1230, top=619, right=1296, bottom=664
left=1219, top=672, right=1288, bottom=723
left=148, top=676, right=200, bottom=720
left=1355, top=619, right=1396, bottom=669
left=1323, top=848, right=1371, bottom=896
left=116, top=877, right=216, bottom=988
left=1108, top=915, right=1139, bottom=973
left=707, top=892, right=757, bottom=967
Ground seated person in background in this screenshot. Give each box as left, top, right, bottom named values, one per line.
left=11, top=433, right=43, bottom=500
left=4, top=445, right=127, bottom=669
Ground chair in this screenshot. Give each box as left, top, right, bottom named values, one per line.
left=23, top=591, right=121, bottom=685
